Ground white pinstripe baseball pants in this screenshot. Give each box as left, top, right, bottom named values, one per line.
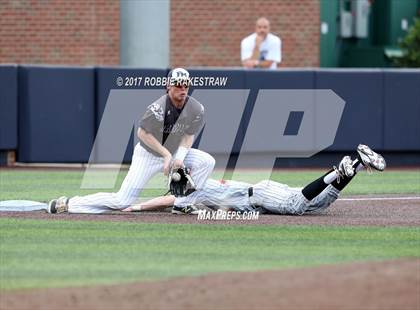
left=174, top=179, right=340, bottom=215
left=68, top=143, right=215, bottom=213
left=251, top=181, right=340, bottom=215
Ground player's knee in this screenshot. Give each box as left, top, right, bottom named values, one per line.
left=189, top=152, right=215, bottom=171
left=205, top=154, right=216, bottom=169
left=200, top=154, right=215, bottom=173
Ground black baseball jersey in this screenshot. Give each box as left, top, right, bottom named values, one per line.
left=139, top=94, right=204, bottom=156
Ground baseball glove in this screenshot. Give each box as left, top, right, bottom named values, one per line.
left=168, top=167, right=196, bottom=197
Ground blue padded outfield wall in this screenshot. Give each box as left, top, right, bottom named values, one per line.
left=0, top=66, right=418, bottom=165
left=0, top=65, right=18, bottom=150
left=316, top=69, right=384, bottom=151
left=18, top=66, right=95, bottom=162
left=383, top=70, right=420, bottom=151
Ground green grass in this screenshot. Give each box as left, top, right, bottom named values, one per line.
left=1, top=168, right=419, bottom=201
left=1, top=218, right=419, bottom=290
left=1, top=168, right=419, bottom=290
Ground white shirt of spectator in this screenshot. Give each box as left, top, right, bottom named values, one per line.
left=241, top=33, right=282, bottom=69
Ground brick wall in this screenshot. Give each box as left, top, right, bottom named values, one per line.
left=170, top=0, right=320, bottom=67
left=0, top=0, right=119, bottom=65
left=0, top=1, right=319, bottom=67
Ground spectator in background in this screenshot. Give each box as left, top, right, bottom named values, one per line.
left=241, top=17, right=281, bottom=69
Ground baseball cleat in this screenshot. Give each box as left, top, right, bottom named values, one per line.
left=172, top=205, right=200, bottom=215
left=47, top=196, right=69, bottom=214
left=47, top=199, right=57, bottom=213
left=357, top=144, right=386, bottom=172
left=338, top=156, right=355, bottom=178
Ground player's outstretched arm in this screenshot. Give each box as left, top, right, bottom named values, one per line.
left=122, top=195, right=176, bottom=212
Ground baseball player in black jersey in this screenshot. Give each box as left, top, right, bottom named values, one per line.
left=48, top=68, right=215, bottom=215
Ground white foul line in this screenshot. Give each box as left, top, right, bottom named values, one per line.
left=340, top=196, right=420, bottom=201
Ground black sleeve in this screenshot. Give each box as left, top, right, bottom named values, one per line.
left=186, top=105, right=205, bottom=135
left=139, top=103, right=163, bottom=133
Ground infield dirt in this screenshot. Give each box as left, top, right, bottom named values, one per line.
left=1, top=259, right=419, bottom=310
left=0, top=196, right=419, bottom=226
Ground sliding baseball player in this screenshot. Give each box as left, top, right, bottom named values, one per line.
left=123, top=145, right=386, bottom=215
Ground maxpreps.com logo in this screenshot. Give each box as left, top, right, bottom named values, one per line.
left=197, top=209, right=259, bottom=221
